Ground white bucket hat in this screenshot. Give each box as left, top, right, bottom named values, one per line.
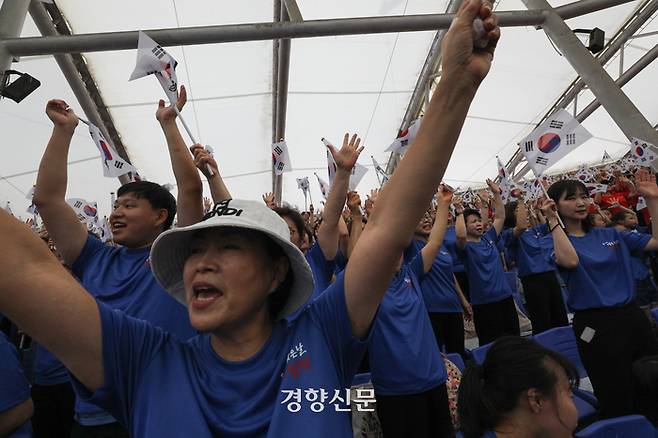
left=150, top=199, right=314, bottom=320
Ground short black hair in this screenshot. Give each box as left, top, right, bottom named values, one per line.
left=272, top=206, right=306, bottom=237
left=259, top=232, right=294, bottom=321
left=117, top=181, right=177, bottom=230
left=458, top=336, right=579, bottom=438
left=463, top=208, right=481, bottom=223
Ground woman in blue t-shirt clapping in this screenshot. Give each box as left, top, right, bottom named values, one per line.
left=543, top=170, right=658, bottom=419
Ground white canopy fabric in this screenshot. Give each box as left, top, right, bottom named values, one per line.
left=1, top=0, right=656, bottom=218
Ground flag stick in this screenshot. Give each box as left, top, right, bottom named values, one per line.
left=173, top=106, right=214, bottom=176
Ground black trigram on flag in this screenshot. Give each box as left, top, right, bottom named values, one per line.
left=524, top=141, right=534, bottom=152
left=152, top=45, right=165, bottom=59
left=566, top=133, right=576, bottom=145
left=276, top=162, right=285, bottom=171
left=273, top=146, right=283, bottom=156
left=114, top=162, right=124, bottom=169
left=74, top=201, right=83, bottom=208
left=549, top=120, right=564, bottom=129
left=536, top=156, right=549, bottom=166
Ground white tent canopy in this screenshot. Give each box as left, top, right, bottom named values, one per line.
left=1, top=0, right=657, bottom=219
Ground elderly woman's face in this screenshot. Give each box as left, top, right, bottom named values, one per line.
left=182, top=228, right=285, bottom=333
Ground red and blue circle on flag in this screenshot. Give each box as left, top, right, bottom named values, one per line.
left=538, top=133, right=561, bottom=153
left=83, top=205, right=97, bottom=217
left=636, top=146, right=644, bottom=157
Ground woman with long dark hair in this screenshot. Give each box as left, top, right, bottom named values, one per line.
left=542, top=170, right=658, bottom=418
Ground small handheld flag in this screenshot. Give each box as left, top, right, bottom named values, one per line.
left=272, top=141, right=292, bottom=176
left=630, top=138, right=658, bottom=167
left=519, top=109, right=592, bottom=176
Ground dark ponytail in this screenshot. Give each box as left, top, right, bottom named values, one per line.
left=458, top=336, right=579, bottom=438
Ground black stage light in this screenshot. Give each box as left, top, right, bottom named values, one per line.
left=1, top=70, right=41, bottom=103
left=573, top=28, right=605, bottom=55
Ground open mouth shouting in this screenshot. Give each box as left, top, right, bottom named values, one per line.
left=191, top=282, right=224, bottom=310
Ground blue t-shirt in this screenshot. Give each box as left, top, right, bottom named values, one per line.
left=33, top=343, right=69, bottom=386
left=71, top=235, right=196, bottom=423
left=506, top=225, right=555, bottom=278
left=557, top=228, right=651, bottom=311
left=627, top=229, right=652, bottom=281
left=461, top=228, right=513, bottom=305
left=305, top=242, right=336, bottom=300
left=0, top=332, right=33, bottom=438
left=443, top=227, right=465, bottom=273
left=498, top=228, right=516, bottom=269
left=72, top=272, right=368, bottom=437
left=408, top=239, right=462, bottom=313
left=369, top=254, right=447, bottom=396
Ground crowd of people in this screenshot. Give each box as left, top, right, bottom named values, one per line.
left=1, top=1, right=658, bottom=437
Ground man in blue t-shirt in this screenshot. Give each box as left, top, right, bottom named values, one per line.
left=33, top=92, right=198, bottom=435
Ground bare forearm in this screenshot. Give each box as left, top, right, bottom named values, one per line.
left=348, top=214, right=363, bottom=258
left=34, top=127, right=74, bottom=204
left=208, top=174, right=232, bottom=203
left=324, top=169, right=349, bottom=227
left=455, top=213, right=467, bottom=245
left=546, top=218, right=579, bottom=268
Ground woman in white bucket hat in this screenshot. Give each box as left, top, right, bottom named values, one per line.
left=0, top=2, right=499, bottom=436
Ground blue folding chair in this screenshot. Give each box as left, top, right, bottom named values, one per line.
left=471, top=342, right=493, bottom=365
left=533, top=326, right=598, bottom=407
left=575, top=415, right=656, bottom=438
left=446, top=352, right=465, bottom=372
left=351, top=372, right=371, bottom=387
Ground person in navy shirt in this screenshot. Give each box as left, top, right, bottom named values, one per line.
left=33, top=88, right=198, bottom=436
left=0, top=6, right=501, bottom=435
left=458, top=336, right=579, bottom=438
left=544, top=172, right=658, bottom=419
left=456, top=179, right=520, bottom=346
left=505, top=200, right=568, bottom=334
left=0, top=331, right=33, bottom=438
left=611, top=209, right=658, bottom=308
left=407, top=187, right=472, bottom=358
left=369, top=184, right=458, bottom=437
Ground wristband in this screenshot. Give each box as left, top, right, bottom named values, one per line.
left=549, top=222, right=561, bottom=233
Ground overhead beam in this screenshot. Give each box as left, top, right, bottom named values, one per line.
left=518, top=0, right=658, bottom=178
left=282, top=0, right=303, bottom=23
left=506, top=0, right=658, bottom=177
left=28, top=0, right=132, bottom=184
left=1, top=0, right=638, bottom=57
left=0, top=0, right=30, bottom=93
left=577, top=42, right=658, bottom=121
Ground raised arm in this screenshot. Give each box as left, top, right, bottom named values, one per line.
left=635, top=169, right=658, bottom=251
left=191, top=145, right=232, bottom=204
left=421, top=184, right=453, bottom=273
left=33, top=100, right=88, bottom=266
left=513, top=201, right=529, bottom=237
left=455, top=199, right=467, bottom=249
left=487, top=178, right=505, bottom=235
left=540, top=198, right=579, bottom=268
left=0, top=210, right=103, bottom=392
left=320, top=133, right=364, bottom=261
left=156, top=86, right=203, bottom=227
left=344, top=0, right=499, bottom=338
left=346, top=191, right=363, bottom=258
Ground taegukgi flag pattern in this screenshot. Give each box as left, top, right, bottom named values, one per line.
left=519, top=109, right=592, bottom=176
